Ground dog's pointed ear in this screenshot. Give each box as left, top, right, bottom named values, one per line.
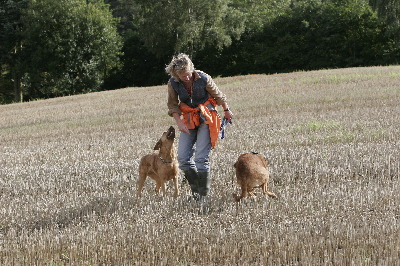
left=154, top=139, right=162, bottom=150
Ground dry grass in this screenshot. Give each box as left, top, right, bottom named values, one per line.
left=0, top=66, right=399, bottom=265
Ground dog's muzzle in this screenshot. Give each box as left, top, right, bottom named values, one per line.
left=167, top=126, right=175, bottom=140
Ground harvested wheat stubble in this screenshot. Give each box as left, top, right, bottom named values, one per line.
left=0, top=66, right=399, bottom=264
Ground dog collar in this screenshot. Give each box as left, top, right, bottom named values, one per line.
left=159, top=156, right=173, bottom=164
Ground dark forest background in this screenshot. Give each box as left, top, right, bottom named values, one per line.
left=1, top=0, right=399, bottom=104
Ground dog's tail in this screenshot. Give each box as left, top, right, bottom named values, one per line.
left=265, top=191, right=277, bottom=199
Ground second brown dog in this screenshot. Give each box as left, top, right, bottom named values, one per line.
left=137, top=126, right=179, bottom=198
left=233, top=152, right=277, bottom=202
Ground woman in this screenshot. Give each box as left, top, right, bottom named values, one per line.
left=165, top=53, right=233, bottom=201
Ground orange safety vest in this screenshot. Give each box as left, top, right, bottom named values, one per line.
left=179, top=97, right=221, bottom=149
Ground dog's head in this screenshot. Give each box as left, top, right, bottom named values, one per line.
left=154, top=126, right=175, bottom=150
left=166, top=126, right=176, bottom=140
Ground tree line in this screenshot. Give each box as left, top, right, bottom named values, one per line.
left=1, top=0, right=399, bottom=104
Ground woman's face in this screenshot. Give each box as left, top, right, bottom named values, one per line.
left=177, top=71, right=193, bottom=83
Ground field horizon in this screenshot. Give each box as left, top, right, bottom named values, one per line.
left=1, top=66, right=399, bottom=264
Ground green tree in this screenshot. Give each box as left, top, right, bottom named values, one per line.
left=195, top=0, right=293, bottom=76
left=134, top=0, right=245, bottom=58
left=102, top=0, right=165, bottom=88
left=105, top=0, right=140, bottom=34
left=21, top=0, right=122, bottom=100
left=0, top=0, right=28, bottom=103
left=369, top=0, right=400, bottom=58
left=201, top=0, right=391, bottom=77
left=255, top=1, right=389, bottom=72
left=231, top=0, right=290, bottom=31
left=104, top=0, right=248, bottom=88
left=369, top=0, right=400, bottom=29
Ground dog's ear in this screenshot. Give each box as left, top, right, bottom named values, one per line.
left=154, top=139, right=162, bottom=150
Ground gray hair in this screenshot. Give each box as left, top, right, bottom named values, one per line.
left=165, top=53, right=195, bottom=80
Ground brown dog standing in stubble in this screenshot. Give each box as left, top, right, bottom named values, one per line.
left=137, top=126, right=179, bottom=198
left=233, top=152, right=277, bottom=202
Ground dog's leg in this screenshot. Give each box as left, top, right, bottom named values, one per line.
left=136, top=172, right=147, bottom=197
left=160, top=182, right=167, bottom=196
left=233, top=182, right=248, bottom=202
left=262, top=183, right=277, bottom=198
left=248, top=188, right=256, bottom=197
left=265, top=191, right=277, bottom=198
left=172, top=177, right=179, bottom=198
left=240, top=183, right=248, bottom=200
left=154, top=181, right=167, bottom=197
left=155, top=181, right=162, bottom=196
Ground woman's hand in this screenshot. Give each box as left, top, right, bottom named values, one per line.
left=176, top=119, right=189, bottom=134
left=173, top=112, right=189, bottom=134
left=221, top=104, right=233, bottom=122
left=223, top=109, right=233, bottom=122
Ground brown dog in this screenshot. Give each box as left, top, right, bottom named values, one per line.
left=233, top=152, right=277, bottom=202
left=137, top=126, right=179, bottom=198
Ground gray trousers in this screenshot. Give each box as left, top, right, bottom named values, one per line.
left=177, top=122, right=211, bottom=173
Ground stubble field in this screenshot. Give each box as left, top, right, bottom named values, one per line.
left=0, top=66, right=399, bottom=265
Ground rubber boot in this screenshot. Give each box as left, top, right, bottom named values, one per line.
left=183, top=169, right=200, bottom=201
left=197, top=171, right=211, bottom=197
left=197, top=171, right=211, bottom=214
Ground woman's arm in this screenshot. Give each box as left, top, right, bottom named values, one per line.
left=172, top=112, right=189, bottom=134
left=203, top=73, right=233, bottom=122
left=167, top=82, right=182, bottom=117
left=221, top=103, right=233, bottom=122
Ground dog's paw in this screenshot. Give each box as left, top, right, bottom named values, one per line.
left=232, top=193, right=241, bottom=202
